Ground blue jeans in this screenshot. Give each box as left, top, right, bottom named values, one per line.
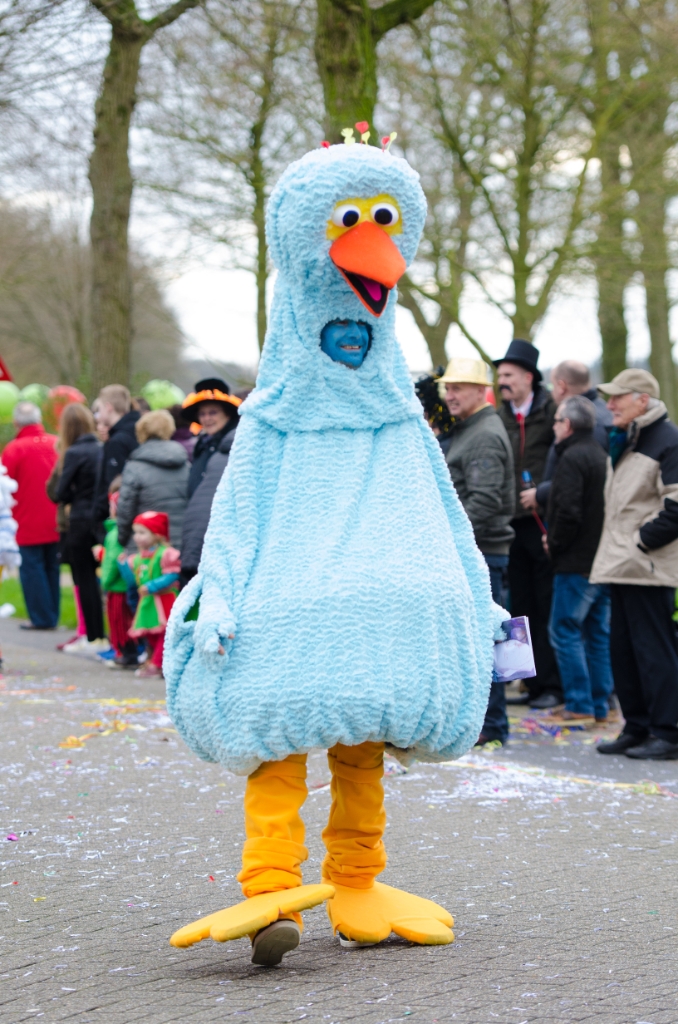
left=548, top=573, right=612, bottom=718
left=19, top=542, right=60, bottom=628
left=482, top=553, right=509, bottom=742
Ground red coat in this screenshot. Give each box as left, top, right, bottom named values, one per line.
left=1, top=425, right=59, bottom=545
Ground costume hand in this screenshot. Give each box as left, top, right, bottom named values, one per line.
left=138, top=584, right=149, bottom=597
left=519, top=487, right=537, bottom=510
left=196, top=617, right=236, bottom=656
left=216, top=634, right=235, bottom=655
left=542, top=534, right=549, bottom=555
left=92, top=544, right=103, bottom=561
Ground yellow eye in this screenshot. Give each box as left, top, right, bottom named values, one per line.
left=371, top=202, right=399, bottom=226
left=331, top=204, right=361, bottom=228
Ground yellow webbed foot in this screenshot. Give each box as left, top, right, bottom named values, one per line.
left=325, top=881, right=454, bottom=946
left=170, top=883, right=335, bottom=948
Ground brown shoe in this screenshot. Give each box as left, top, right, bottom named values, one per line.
left=545, top=709, right=595, bottom=725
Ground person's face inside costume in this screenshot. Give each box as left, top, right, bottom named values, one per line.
left=320, top=319, right=371, bottom=369
left=198, top=401, right=229, bottom=435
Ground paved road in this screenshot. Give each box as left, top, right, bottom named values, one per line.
left=1, top=620, right=677, bottom=1024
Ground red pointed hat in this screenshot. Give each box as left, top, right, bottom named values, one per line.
left=133, top=510, right=170, bottom=540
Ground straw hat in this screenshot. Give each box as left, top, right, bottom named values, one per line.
left=438, top=358, right=491, bottom=386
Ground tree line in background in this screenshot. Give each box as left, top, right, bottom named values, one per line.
left=1, top=0, right=678, bottom=416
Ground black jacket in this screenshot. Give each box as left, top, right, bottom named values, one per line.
left=498, top=385, right=556, bottom=520
left=546, top=431, right=607, bottom=575
left=181, top=427, right=237, bottom=582
left=535, top=388, right=613, bottom=508
left=55, top=434, right=101, bottom=525
left=93, top=410, right=140, bottom=523
left=188, top=421, right=234, bottom=498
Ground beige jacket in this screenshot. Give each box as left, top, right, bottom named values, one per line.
left=590, top=402, right=678, bottom=587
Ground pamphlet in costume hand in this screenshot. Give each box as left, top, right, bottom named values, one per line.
left=164, top=138, right=508, bottom=965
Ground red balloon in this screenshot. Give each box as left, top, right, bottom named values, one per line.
left=43, top=385, right=87, bottom=432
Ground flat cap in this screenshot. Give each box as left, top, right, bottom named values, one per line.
left=597, top=368, right=660, bottom=399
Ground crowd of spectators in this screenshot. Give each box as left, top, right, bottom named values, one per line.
left=0, top=377, right=241, bottom=677
left=438, top=347, right=678, bottom=761
left=2, top=351, right=677, bottom=757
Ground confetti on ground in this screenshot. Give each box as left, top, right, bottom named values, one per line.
left=442, top=756, right=677, bottom=798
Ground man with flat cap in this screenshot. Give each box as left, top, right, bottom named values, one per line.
left=182, top=377, right=241, bottom=498
left=495, top=339, right=561, bottom=709
left=591, top=369, right=678, bottom=761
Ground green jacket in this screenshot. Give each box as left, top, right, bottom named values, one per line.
left=498, top=386, right=556, bottom=520
left=100, top=518, right=127, bottom=593
left=445, top=404, right=515, bottom=555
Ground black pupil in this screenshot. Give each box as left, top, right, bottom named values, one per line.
left=374, top=207, right=393, bottom=225
left=342, top=209, right=359, bottom=227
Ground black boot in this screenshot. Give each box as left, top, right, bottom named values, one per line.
left=625, top=736, right=678, bottom=760
left=597, top=732, right=645, bottom=755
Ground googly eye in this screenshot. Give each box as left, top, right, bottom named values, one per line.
left=332, top=204, right=361, bottom=228
left=371, top=202, right=399, bottom=226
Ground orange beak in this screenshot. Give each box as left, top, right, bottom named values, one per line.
left=329, top=220, right=406, bottom=317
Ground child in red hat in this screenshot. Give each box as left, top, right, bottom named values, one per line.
left=118, top=511, right=180, bottom=678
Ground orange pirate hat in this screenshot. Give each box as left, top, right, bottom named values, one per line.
left=181, top=377, right=242, bottom=425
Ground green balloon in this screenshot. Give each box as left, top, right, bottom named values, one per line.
left=18, top=383, right=50, bottom=409
left=141, top=379, right=185, bottom=410
left=0, top=381, right=20, bottom=424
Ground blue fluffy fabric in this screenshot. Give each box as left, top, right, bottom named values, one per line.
left=164, top=143, right=507, bottom=775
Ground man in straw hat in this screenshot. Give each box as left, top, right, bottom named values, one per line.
left=590, top=369, right=678, bottom=760
left=440, top=357, right=515, bottom=744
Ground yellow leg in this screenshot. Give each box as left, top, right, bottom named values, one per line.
left=238, top=754, right=309, bottom=899
left=170, top=754, right=334, bottom=949
left=321, top=741, right=388, bottom=888
left=322, top=742, right=454, bottom=946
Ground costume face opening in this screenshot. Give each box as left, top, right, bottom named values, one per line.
left=327, top=194, right=406, bottom=318
left=320, top=319, right=372, bottom=368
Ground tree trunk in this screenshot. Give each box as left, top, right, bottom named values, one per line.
left=596, top=270, right=627, bottom=381
left=252, top=156, right=268, bottom=352
left=629, top=93, right=677, bottom=418
left=637, top=189, right=676, bottom=417
left=88, top=28, right=144, bottom=393
left=595, top=134, right=628, bottom=380
left=315, top=0, right=437, bottom=141
left=315, top=0, right=378, bottom=141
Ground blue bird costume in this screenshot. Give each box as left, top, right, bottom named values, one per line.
left=165, top=141, right=507, bottom=962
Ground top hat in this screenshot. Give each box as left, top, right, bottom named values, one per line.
left=181, top=377, right=242, bottom=424
left=493, top=339, right=542, bottom=383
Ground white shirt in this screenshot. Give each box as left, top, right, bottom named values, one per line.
left=510, top=393, right=534, bottom=419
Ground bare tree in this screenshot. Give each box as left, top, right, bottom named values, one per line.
left=141, top=0, right=319, bottom=351
left=0, top=201, right=183, bottom=393
left=315, top=0, right=437, bottom=141
left=586, top=0, right=678, bottom=408
left=87, top=0, right=200, bottom=393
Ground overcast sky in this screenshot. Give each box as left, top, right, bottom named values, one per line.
left=163, top=254, right=662, bottom=378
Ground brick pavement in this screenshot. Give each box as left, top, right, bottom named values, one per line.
left=1, top=621, right=677, bottom=1023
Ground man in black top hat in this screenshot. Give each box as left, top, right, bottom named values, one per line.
left=495, top=340, right=562, bottom=709
left=182, top=378, right=241, bottom=498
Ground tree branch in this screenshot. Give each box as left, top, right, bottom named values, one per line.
left=371, top=0, right=437, bottom=41
left=146, top=0, right=201, bottom=35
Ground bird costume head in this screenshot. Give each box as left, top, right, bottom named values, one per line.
left=243, top=143, right=427, bottom=432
